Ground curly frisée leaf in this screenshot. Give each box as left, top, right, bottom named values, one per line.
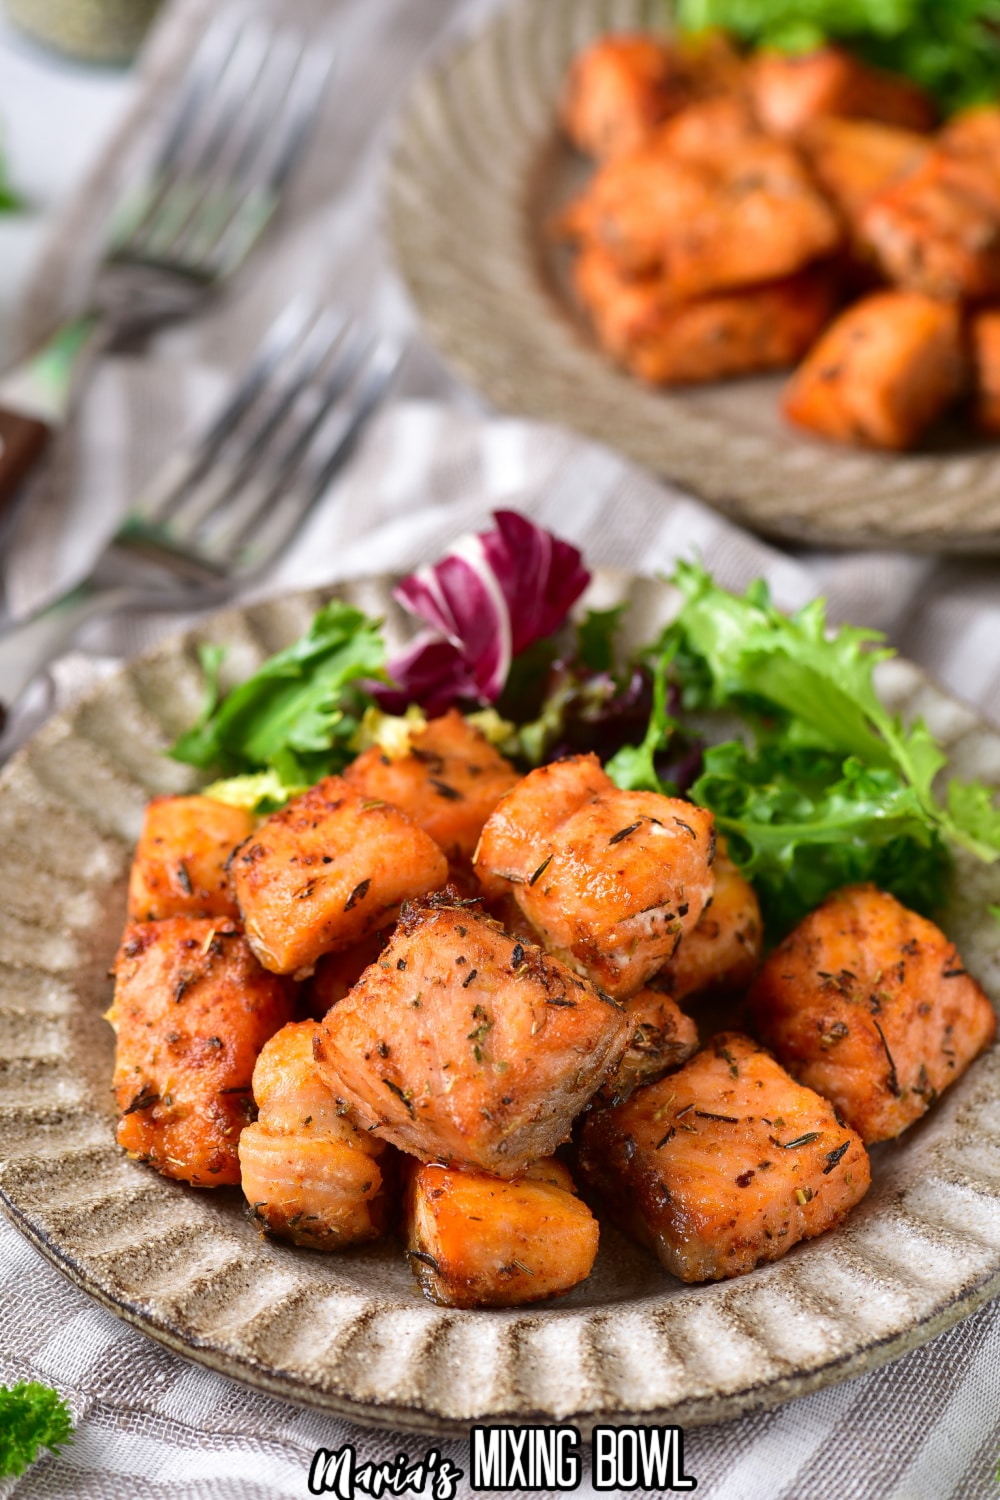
left=670, top=561, right=1000, bottom=864
left=693, top=742, right=951, bottom=933
left=0, top=1382, right=73, bottom=1478
left=170, top=602, right=386, bottom=783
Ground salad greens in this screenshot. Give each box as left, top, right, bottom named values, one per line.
left=0, top=137, right=25, bottom=214
left=171, top=602, right=385, bottom=796
left=0, top=1382, right=73, bottom=1478
left=675, top=0, right=1000, bottom=113
left=170, top=529, right=1000, bottom=940
left=606, top=561, right=1000, bottom=933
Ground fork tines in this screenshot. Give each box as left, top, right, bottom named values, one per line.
left=112, top=15, right=335, bottom=281
left=120, top=303, right=404, bottom=582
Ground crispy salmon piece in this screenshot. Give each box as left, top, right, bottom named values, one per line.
left=573, top=245, right=838, bottom=385
left=559, top=31, right=747, bottom=163
left=973, top=310, right=1000, bottom=434
left=313, top=894, right=628, bottom=1176
left=749, top=885, right=997, bottom=1144
left=578, top=1032, right=870, bottom=1282
left=597, top=988, right=699, bottom=1106
left=300, top=931, right=388, bottom=1019
left=571, top=134, right=842, bottom=293
left=655, top=95, right=760, bottom=160
left=344, top=710, right=520, bottom=865
left=800, top=118, right=931, bottom=229
left=474, top=754, right=715, bottom=999
left=559, top=142, right=713, bottom=275
left=560, top=34, right=689, bottom=161
left=403, top=1158, right=598, bottom=1307
left=656, top=840, right=762, bottom=1000
left=861, top=139, right=1000, bottom=302
left=107, top=917, right=294, bottom=1186
left=782, top=291, right=967, bottom=450
left=239, top=1021, right=392, bottom=1249
left=229, top=776, right=448, bottom=976
left=749, top=46, right=935, bottom=138
left=127, top=796, right=254, bottom=922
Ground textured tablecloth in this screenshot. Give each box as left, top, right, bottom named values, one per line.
left=2, top=2, right=1000, bottom=1497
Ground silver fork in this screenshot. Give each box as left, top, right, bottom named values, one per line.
left=0, top=301, right=405, bottom=721
left=0, top=13, right=334, bottom=514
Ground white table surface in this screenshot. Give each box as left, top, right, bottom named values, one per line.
left=0, top=11, right=133, bottom=366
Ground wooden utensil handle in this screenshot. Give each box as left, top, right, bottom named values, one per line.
left=0, top=406, right=53, bottom=511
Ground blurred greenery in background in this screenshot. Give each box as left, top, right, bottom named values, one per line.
left=676, top=0, right=1000, bottom=113
left=0, top=138, right=25, bottom=213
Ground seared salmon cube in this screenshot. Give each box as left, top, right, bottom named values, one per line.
left=800, top=117, right=931, bottom=230
left=239, top=1021, right=392, bottom=1249
left=127, top=795, right=254, bottom=921
left=656, top=840, right=762, bottom=1000
left=573, top=245, right=838, bottom=386
left=578, top=1032, right=871, bottom=1282
left=229, top=776, right=448, bottom=976
left=597, top=987, right=699, bottom=1106
left=107, top=918, right=294, bottom=1186
left=301, top=931, right=388, bottom=1019
left=474, top=754, right=716, bottom=998
left=782, top=291, right=967, bottom=450
left=344, top=709, right=520, bottom=865
left=574, top=134, right=842, bottom=294
left=313, top=894, right=628, bottom=1176
left=749, top=46, right=935, bottom=139
left=560, top=34, right=688, bottom=161
left=860, top=145, right=1000, bottom=302
left=749, top=885, right=997, bottom=1144
left=404, top=1158, right=599, bottom=1307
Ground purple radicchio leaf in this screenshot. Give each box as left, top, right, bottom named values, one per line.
left=378, top=510, right=590, bottom=712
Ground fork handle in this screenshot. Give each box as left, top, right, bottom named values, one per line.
left=0, top=408, right=54, bottom=514
left=0, top=579, right=137, bottom=723
left=0, top=317, right=100, bottom=514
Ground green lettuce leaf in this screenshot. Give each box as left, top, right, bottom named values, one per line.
left=670, top=560, right=1000, bottom=863
left=170, top=601, right=386, bottom=784
left=676, top=0, right=1000, bottom=112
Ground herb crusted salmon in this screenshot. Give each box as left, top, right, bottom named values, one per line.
left=578, top=1032, right=871, bottom=1282
left=313, top=892, right=629, bottom=1176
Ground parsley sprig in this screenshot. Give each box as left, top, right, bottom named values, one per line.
left=0, top=1381, right=73, bottom=1478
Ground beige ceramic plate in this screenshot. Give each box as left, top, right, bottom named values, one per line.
left=388, top=0, right=1000, bottom=554
left=2, top=573, right=1000, bottom=1435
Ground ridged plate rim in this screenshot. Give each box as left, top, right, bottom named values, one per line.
left=386, top=0, right=1000, bottom=554
left=1, top=571, right=1000, bottom=1436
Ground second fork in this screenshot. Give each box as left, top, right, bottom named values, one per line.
left=0, top=301, right=404, bottom=722
left=0, top=12, right=334, bottom=515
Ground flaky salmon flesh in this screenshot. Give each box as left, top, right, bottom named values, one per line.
left=239, top=1021, right=392, bottom=1250
left=108, top=917, right=294, bottom=1186
left=579, top=1032, right=871, bottom=1282
left=229, top=776, right=448, bottom=975
left=313, top=893, right=628, bottom=1176
left=475, top=753, right=716, bottom=999
left=749, top=884, right=997, bottom=1143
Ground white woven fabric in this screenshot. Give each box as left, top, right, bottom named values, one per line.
left=3, top=2, right=1000, bottom=1497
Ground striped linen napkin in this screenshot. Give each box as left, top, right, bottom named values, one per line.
left=1, top=0, right=1000, bottom=1496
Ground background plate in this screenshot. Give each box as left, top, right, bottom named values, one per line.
left=387, top=0, right=1000, bottom=554
left=2, top=573, right=1000, bottom=1434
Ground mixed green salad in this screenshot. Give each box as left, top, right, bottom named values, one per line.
left=172, top=512, right=1000, bottom=940
left=676, top=0, right=1000, bottom=114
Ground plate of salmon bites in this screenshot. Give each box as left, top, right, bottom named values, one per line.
left=388, top=0, right=1000, bottom=551
left=4, top=512, right=1000, bottom=1433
